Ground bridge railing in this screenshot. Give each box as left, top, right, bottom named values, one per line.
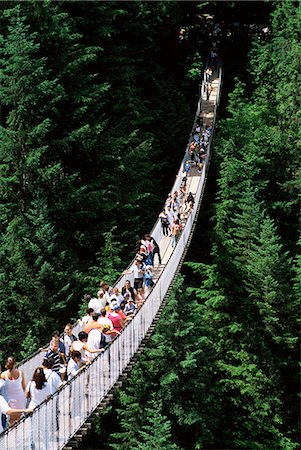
left=2, top=61, right=223, bottom=450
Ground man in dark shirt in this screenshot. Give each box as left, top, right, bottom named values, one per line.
left=45, top=340, right=62, bottom=376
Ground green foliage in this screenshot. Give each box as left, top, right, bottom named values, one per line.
left=292, top=238, right=301, bottom=313
left=109, top=390, right=144, bottom=450
left=19, top=330, right=38, bottom=360
left=0, top=2, right=299, bottom=449
left=136, top=397, right=181, bottom=450
left=0, top=4, right=76, bottom=360
left=84, top=227, right=124, bottom=290
left=186, top=51, right=204, bottom=81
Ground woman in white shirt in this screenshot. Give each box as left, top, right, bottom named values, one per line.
left=123, top=260, right=146, bottom=291
left=67, top=351, right=82, bottom=380
left=42, top=358, right=62, bottom=395
left=26, top=367, right=51, bottom=409
left=0, top=356, right=26, bottom=426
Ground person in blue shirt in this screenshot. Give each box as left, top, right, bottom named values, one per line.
left=185, top=160, right=191, bottom=176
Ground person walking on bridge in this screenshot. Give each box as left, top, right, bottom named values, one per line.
left=25, top=367, right=50, bottom=410
left=150, top=236, right=161, bottom=265
left=123, top=259, right=146, bottom=291
left=62, top=324, right=77, bottom=359
left=1, top=356, right=26, bottom=426
left=67, top=351, right=82, bottom=380
left=84, top=314, right=104, bottom=334
left=108, top=305, right=124, bottom=333
left=171, top=219, right=182, bottom=248
left=42, top=357, right=62, bottom=395
left=159, top=210, right=169, bottom=237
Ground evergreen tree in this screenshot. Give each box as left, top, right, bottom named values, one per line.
left=137, top=397, right=180, bottom=450
left=249, top=0, right=300, bottom=244
left=245, top=216, right=296, bottom=346
left=0, top=4, right=63, bottom=211
left=109, top=387, right=143, bottom=450
left=0, top=4, right=74, bottom=357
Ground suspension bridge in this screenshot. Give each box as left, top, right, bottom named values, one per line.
left=0, top=58, right=222, bottom=450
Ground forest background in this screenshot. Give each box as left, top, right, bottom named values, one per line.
left=0, top=1, right=300, bottom=449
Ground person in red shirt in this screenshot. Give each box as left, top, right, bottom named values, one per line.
left=108, top=306, right=124, bottom=332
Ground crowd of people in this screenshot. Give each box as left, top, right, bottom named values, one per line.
left=188, top=123, right=212, bottom=173
left=158, top=120, right=212, bottom=249
left=0, top=64, right=216, bottom=437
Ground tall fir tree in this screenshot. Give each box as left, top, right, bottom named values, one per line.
left=0, top=4, right=74, bottom=358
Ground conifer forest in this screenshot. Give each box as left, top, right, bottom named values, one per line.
left=0, top=1, right=300, bottom=449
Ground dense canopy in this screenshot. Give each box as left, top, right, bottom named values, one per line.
left=0, top=1, right=299, bottom=449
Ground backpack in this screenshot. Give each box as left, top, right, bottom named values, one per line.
left=144, top=271, right=154, bottom=287
left=145, top=254, right=153, bottom=266
left=1, top=414, right=7, bottom=431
